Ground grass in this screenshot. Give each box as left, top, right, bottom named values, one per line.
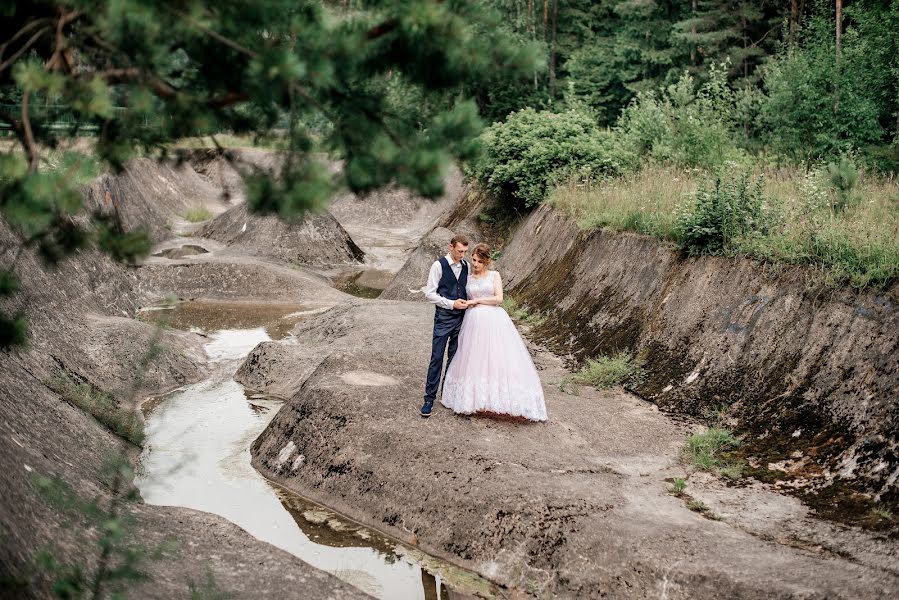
left=869, top=507, right=894, bottom=521
left=550, top=165, right=697, bottom=240
left=685, top=498, right=708, bottom=513
left=573, top=351, right=646, bottom=389
left=500, top=296, right=546, bottom=326
left=670, top=477, right=687, bottom=495
left=46, top=373, right=144, bottom=446
left=683, top=427, right=743, bottom=479
left=184, top=206, right=214, bottom=222
left=172, top=133, right=290, bottom=150
left=549, top=164, right=899, bottom=289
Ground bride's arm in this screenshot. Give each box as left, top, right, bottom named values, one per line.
left=470, top=272, right=504, bottom=306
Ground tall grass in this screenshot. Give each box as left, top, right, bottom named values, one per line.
left=550, top=164, right=899, bottom=289
left=550, top=166, right=696, bottom=240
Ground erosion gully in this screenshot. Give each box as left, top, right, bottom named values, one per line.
left=135, top=299, right=499, bottom=600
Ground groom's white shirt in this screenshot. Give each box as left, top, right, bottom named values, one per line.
left=424, top=254, right=464, bottom=310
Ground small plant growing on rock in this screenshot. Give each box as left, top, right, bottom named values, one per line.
left=184, top=207, right=214, bottom=223
left=574, top=351, right=646, bottom=389
left=683, top=427, right=744, bottom=479
left=670, top=478, right=687, bottom=496
left=686, top=498, right=708, bottom=513
left=869, top=507, right=894, bottom=522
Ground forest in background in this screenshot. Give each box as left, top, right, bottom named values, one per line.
left=476, top=0, right=898, bottom=165
left=469, top=0, right=899, bottom=289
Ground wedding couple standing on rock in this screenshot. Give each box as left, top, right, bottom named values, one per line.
left=420, top=234, right=547, bottom=421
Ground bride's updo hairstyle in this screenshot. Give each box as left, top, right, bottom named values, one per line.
left=471, top=243, right=492, bottom=268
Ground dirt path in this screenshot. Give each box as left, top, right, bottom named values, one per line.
left=245, top=300, right=899, bottom=599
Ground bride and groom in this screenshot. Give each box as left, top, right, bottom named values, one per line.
left=420, top=234, right=547, bottom=421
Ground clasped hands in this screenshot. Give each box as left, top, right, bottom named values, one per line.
left=453, top=299, right=480, bottom=309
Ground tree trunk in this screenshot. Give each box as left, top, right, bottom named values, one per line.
left=742, top=14, right=748, bottom=80
left=527, top=0, right=534, bottom=37
left=789, top=0, right=798, bottom=45
left=549, top=0, right=559, bottom=99
left=543, top=0, right=548, bottom=41
left=835, top=0, right=842, bottom=61
left=834, top=0, right=842, bottom=115
left=690, top=0, right=697, bottom=65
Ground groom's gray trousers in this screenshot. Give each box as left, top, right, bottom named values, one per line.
left=423, top=307, right=465, bottom=403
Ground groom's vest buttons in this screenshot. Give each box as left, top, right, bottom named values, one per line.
left=436, top=256, right=468, bottom=315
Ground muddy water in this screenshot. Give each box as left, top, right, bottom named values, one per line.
left=136, top=302, right=498, bottom=600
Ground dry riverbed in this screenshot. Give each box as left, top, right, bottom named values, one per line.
left=245, top=300, right=899, bottom=599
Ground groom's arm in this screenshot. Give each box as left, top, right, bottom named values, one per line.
left=423, top=260, right=457, bottom=310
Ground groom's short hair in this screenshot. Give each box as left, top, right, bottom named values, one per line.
left=450, top=234, right=470, bottom=247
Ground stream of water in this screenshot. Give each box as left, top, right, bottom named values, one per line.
left=135, top=302, right=497, bottom=600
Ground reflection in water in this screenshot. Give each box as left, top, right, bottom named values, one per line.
left=152, top=244, right=209, bottom=259
left=138, top=300, right=321, bottom=340
left=136, top=306, right=497, bottom=600
left=334, top=269, right=393, bottom=299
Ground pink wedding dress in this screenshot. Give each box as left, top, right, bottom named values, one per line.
left=440, top=271, right=547, bottom=421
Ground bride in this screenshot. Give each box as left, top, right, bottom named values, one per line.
left=440, top=243, right=547, bottom=421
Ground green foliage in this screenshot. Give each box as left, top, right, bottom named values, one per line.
left=0, top=269, right=28, bottom=348
left=184, top=207, right=214, bottom=223
left=29, top=454, right=160, bottom=599
left=684, top=427, right=742, bottom=478
left=616, top=66, right=742, bottom=169
left=0, top=0, right=538, bottom=348
left=761, top=18, right=885, bottom=162
left=471, top=108, right=633, bottom=209
left=670, top=477, right=687, bottom=495
left=501, top=296, right=545, bottom=326
left=574, top=351, right=646, bottom=389
left=675, top=170, right=772, bottom=256
left=46, top=373, right=144, bottom=446
left=825, top=157, right=860, bottom=212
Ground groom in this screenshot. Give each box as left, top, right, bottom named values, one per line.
left=420, top=234, right=470, bottom=418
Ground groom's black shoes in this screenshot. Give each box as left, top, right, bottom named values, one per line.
left=420, top=401, right=433, bottom=418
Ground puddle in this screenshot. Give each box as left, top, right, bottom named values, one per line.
left=334, top=269, right=394, bottom=299
left=152, top=244, right=209, bottom=259
left=137, top=300, right=320, bottom=340
left=135, top=304, right=499, bottom=599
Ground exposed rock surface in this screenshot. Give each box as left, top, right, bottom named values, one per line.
left=499, top=205, right=899, bottom=510
left=378, top=226, right=457, bottom=301
left=379, top=184, right=518, bottom=301
left=197, top=202, right=364, bottom=267
left=247, top=301, right=899, bottom=599
left=83, top=156, right=223, bottom=243
left=0, top=208, right=362, bottom=597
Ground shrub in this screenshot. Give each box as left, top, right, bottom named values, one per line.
left=616, top=66, right=743, bottom=169
left=825, top=156, right=860, bottom=212
left=470, top=108, right=635, bottom=209
left=676, top=169, right=773, bottom=256
left=761, top=19, right=884, bottom=162
left=574, top=351, right=646, bottom=389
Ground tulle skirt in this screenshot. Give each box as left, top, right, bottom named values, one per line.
left=441, top=305, right=547, bottom=421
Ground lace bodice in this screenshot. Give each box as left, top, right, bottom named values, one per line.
left=466, top=271, right=496, bottom=300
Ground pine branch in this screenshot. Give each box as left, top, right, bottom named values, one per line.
left=0, top=25, right=52, bottom=75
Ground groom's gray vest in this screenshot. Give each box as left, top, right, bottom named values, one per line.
left=435, top=256, right=468, bottom=317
